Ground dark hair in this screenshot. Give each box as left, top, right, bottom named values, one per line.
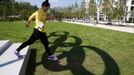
left=42, top=0, right=50, bottom=7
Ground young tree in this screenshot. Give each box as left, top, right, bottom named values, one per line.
left=89, top=0, right=97, bottom=23
left=102, top=0, right=113, bottom=23
left=79, top=0, right=85, bottom=18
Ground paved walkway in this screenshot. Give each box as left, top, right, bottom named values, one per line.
left=64, top=21, right=134, bottom=34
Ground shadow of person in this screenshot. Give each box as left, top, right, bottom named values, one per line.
left=83, top=46, right=120, bottom=75
left=35, top=31, right=120, bottom=75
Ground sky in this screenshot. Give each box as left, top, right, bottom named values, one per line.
left=16, top=0, right=83, bottom=8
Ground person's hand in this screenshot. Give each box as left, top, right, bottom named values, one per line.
left=26, top=21, right=31, bottom=28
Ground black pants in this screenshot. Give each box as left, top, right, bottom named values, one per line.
left=17, top=28, right=52, bottom=56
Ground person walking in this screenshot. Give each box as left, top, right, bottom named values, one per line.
left=14, top=0, right=58, bottom=61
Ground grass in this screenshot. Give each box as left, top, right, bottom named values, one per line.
left=0, top=21, right=134, bottom=75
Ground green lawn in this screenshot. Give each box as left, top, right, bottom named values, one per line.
left=0, top=21, right=134, bottom=75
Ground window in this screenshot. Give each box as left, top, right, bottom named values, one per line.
left=131, top=7, right=134, bottom=11
left=132, top=1, right=134, bottom=5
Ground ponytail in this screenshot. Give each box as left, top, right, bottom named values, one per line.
left=46, top=0, right=49, bottom=2
left=42, top=0, right=50, bottom=7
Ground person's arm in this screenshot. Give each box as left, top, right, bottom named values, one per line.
left=37, top=10, right=54, bottom=21
left=46, top=16, right=55, bottom=20
left=26, top=12, right=36, bottom=27
left=45, top=12, right=55, bottom=20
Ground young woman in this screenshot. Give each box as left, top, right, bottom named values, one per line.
left=14, top=0, right=58, bottom=61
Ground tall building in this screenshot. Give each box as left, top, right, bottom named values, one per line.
left=126, top=0, right=134, bottom=21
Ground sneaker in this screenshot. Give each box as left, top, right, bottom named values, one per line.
left=14, top=50, right=23, bottom=58
left=48, top=55, right=58, bottom=61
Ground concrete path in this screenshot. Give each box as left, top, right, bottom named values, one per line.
left=65, top=21, right=134, bottom=34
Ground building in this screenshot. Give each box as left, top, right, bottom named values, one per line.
left=83, top=0, right=134, bottom=22
left=126, top=0, right=134, bottom=22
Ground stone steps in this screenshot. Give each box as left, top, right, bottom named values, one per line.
left=0, top=40, right=30, bottom=75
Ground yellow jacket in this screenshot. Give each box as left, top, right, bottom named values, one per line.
left=28, top=8, right=47, bottom=32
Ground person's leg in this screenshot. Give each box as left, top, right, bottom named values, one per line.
left=17, top=29, right=39, bottom=52
left=39, top=32, right=57, bottom=61
left=39, top=32, right=52, bottom=56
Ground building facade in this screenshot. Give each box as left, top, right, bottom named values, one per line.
left=84, top=0, right=134, bottom=22
left=126, top=0, right=134, bottom=22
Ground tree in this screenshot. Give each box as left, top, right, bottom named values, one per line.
left=0, top=0, right=38, bottom=21
left=79, top=0, right=85, bottom=18
left=101, top=0, right=114, bottom=24
left=49, top=1, right=87, bottom=20
left=101, top=0, right=125, bottom=22
left=113, top=0, right=125, bottom=20
left=89, top=0, right=97, bottom=23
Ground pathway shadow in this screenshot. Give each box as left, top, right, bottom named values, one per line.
left=0, top=57, right=24, bottom=67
